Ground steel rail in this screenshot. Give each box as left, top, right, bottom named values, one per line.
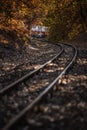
left=0, top=43, right=63, bottom=94
left=0, top=39, right=46, bottom=75
left=2, top=43, right=77, bottom=130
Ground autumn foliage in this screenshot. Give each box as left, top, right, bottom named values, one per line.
left=0, top=0, right=87, bottom=47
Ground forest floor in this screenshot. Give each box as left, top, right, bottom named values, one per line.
left=25, top=33, right=87, bottom=130
left=69, top=32, right=87, bottom=49
left=0, top=31, right=87, bottom=130
left=44, top=32, right=87, bottom=130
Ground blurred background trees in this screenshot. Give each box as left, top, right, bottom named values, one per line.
left=44, top=0, right=87, bottom=41
left=0, top=0, right=87, bottom=46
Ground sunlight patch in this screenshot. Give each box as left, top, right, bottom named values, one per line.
left=28, top=45, right=38, bottom=50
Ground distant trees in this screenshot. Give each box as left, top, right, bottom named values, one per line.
left=44, top=0, right=87, bottom=41
left=0, top=0, right=87, bottom=44
left=0, top=0, right=48, bottom=46
left=0, top=0, right=48, bottom=24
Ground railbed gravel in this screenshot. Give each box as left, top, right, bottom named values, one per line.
left=0, top=44, right=74, bottom=129
left=0, top=40, right=61, bottom=88
left=11, top=48, right=87, bottom=130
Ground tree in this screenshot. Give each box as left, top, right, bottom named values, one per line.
left=44, top=0, right=87, bottom=41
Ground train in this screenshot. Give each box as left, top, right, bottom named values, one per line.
left=30, top=25, right=49, bottom=38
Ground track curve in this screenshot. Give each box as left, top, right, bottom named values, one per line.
left=0, top=41, right=77, bottom=130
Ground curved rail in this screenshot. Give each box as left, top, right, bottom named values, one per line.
left=0, top=43, right=63, bottom=94
left=2, top=43, right=77, bottom=130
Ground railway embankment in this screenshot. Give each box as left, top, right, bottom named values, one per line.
left=27, top=33, right=87, bottom=130
left=17, top=33, right=87, bottom=130
left=0, top=32, right=87, bottom=130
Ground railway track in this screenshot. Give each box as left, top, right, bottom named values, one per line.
left=0, top=41, right=77, bottom=130
left=0, top=40, right=61, bottom=88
